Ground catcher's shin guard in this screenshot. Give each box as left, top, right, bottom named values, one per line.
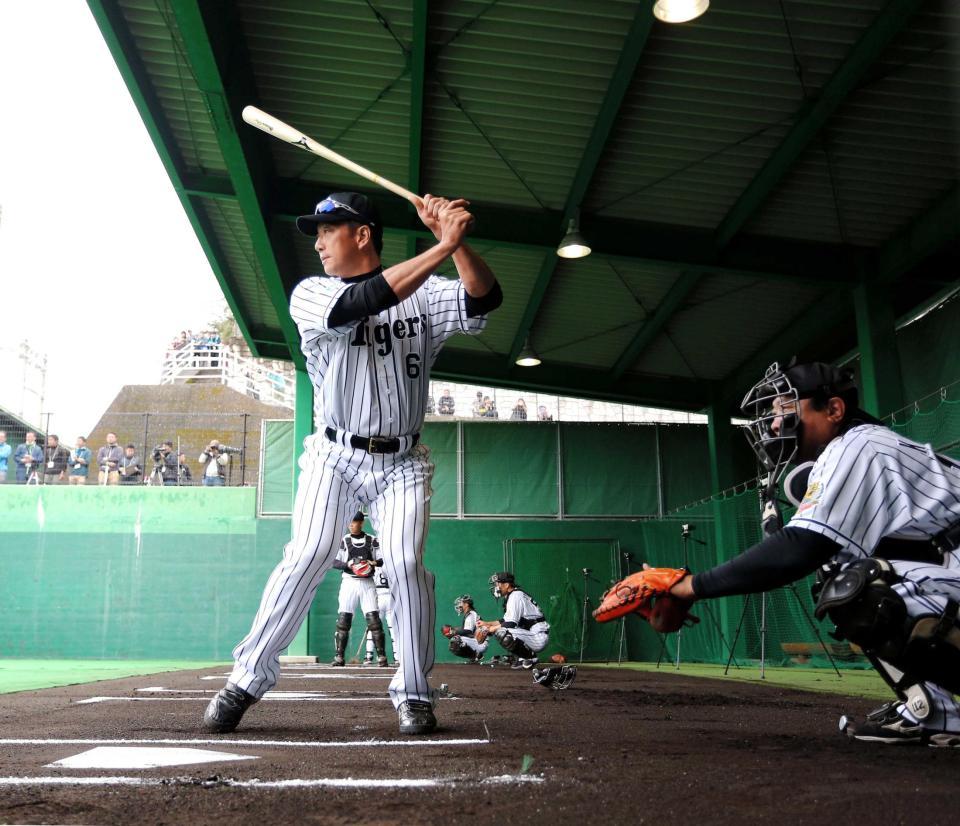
left=365, top=611, right=386, bottom=658
left=334, top=611, right=352, bottom=659
left=496, top=630, right=536, bottom=659
left=448, top=635, right=474, bottom=659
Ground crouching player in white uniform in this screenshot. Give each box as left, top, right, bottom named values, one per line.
left=331, top=512, right=388, bottom=668
left=441, top=594, right=488, bottom=663
left=477, top=572, right=549, bottom=669
left=366, top=565, right=399, bottom=666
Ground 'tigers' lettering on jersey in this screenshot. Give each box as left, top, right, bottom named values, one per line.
left=350, top=313, right=429, bottom=356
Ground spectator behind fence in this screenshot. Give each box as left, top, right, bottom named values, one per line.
left=178, top=452, right=194, bottom=486
left=482, top=396, right=498, bottom=419
left=97, top=433, right=123, bottom=485
left=472, top=391, right=484, bottom=417
left=42, top=435, right=70, bottom=485
left=510, top=398, right=528, bottom=420
left=537, top=405, right=553, bottom=422
left=119, top=444, right=142, bottom=485
left=68, top=437, right=92, bottom=485
left=15, top=431, right=43, bottom=484
left=198, top=440, right=229, bottom=487
left=438, top=388, right=455, bottom=415
left=151, top=441, right=179, bottom=486
left=0, top=431, right=10, bottom=483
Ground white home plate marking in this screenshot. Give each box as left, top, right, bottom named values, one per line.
left=0, top=774, right=542, bottom=789
left=46, top=747, right=258, bottom=770
left=0, top=737, right=488, bottom=749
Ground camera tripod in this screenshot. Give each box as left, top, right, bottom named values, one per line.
left=723, top=478, right=841, bottom=678
left=656, top=523, right=740, bottom=670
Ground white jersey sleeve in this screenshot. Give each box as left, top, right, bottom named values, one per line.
left=290, top=276, right=354, bottom=341
left=462, top=610, right=478, bottom=633
left=425, top=275, right=488, bottom=362
left=788, top=425, right=960, bottom=560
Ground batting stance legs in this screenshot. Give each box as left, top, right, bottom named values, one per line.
left=224, top=436, right=436, bottom=709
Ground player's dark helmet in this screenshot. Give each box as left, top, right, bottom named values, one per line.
left=741, top=360, right=859, bottom=482
left=454, top=594, right=473, bottom=615
left=489, top=571, right=515, bottom=598
left=533, top=664, right=577, bottom=690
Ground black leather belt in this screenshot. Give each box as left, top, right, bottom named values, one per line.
left=325, top=427, right=419, bottom=455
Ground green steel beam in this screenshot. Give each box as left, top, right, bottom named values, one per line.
left=273, top=176, right=861, bottom=282
left=432, top=349, right=710, bottom=411
left=609, top=270, right=703, bottom=381
left=853, top=283, right=904, bottom=417
left=405, top=0, right=429, bottom=264
left=168, top=0, right=305, bottom=370
left=714, top=0, right=925, bottom=251
left=877, top=185, right=960, bottom=283
left=506, top=5, right=655, bottom=365
left=287, top=368, right=315, bottom=657
left=86, top=0, right=261, bottom=358
left=720, top=287, right=854, bottom=410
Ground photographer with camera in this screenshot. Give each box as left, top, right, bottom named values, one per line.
left=198, top=440, right=238, bottom=487
left=151, top=440, right=179, bottom=486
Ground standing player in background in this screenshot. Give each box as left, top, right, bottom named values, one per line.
left=331, top=512, right=387, bottom=667
left=367, top=557, right=400, bottom=666
left=442, top=594, right=488, bottom=663
left=600, top=362, right=960, bottom=746
left=204, top=191, right=501, bottom=736
left=477, top=572, right=550, bottom=669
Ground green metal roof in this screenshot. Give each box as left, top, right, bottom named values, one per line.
left=88, top=0, right=958, bottom=412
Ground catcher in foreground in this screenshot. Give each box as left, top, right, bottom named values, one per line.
left=597, top=360, right=960, bottom=748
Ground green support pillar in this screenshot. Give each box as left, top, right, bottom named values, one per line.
left=286, top=368, right=315, bottom=656
left=707, top=397, right=740, bottom=650
left=853, top=282, right=904, bottom=418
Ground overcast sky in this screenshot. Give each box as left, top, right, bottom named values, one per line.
left=0, top=3, right=228, bottom=440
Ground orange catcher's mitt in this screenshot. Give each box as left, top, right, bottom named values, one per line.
left=592, top=568, right=698, bottom=633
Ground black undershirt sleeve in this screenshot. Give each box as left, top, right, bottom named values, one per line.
left=327, top=273, right=399, bottom=327
left=692, top=527, right=840, bottom=599
left=464, top=280, right=503, bottom=317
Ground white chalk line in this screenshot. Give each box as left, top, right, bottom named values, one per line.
left=201, top=674, right=389, bottom=681
left=0, top=774, right=543, bottom=790
left=75, top=696, right=398, bottom=705
left=0, top=736, right=489, bottom=749
left=134, top=688, right=385, bottom=696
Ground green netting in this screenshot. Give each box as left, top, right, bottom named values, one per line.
left=896, top=293, right=960, bottom=403
left=658, top=425, right=713, bottom=511
left=260, top=419, right=294, bottom=515
left=421, top=421, right=458, bottom=515
left=508, top=538, right=620, bottom=661
left=561, top=423, right=659, bottom=516
left=888, top=381, right=960, bottom=461
left=463, top=422, right=559, bottom=515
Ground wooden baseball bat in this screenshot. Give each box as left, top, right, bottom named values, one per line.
left=242, top=105, right=423, bottom=210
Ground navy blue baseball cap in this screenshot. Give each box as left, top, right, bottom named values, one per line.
left=296, top=192, right=382, bottom=245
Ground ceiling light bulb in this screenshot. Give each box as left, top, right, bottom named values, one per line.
left=557, top=218, right=591, bottom=259
left=653, top=0, right=709, bottom=24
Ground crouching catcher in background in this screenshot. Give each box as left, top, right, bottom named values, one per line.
left=476, top=572, right=550, bottom=669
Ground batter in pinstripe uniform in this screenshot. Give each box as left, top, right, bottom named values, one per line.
left=204, top=191, right=501, bottom=735
left=656, top=361, right=960, bottom=746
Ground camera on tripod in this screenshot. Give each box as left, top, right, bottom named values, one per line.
left=681, top=523, right=694, bottom=538
left=582, top=567, right=592, bottom=575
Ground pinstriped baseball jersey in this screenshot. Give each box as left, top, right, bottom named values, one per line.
left=503, top=590, right=548, bottom=629
left=788, top=424, right=960, bottom=565
left=461, top=609, right=480, bottom=634
left=290, top=274, right=486, bottom=438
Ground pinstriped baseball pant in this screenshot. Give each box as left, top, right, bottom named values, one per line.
left=229, top=434, right=436, bottom=708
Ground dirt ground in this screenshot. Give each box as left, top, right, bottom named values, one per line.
left=0, top=662, right=955, bottom=825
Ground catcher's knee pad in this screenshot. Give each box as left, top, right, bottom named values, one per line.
left=334, top=611, right=352, bottom=655
left=495, top=630, right=536, bottom=659
left=336, top=612, right=353, bottom=633
left=364, top=611, right=383, bottom=633
left=448, top=636, right=473, bottom=659
left=817, top=559, right=960, bottom=694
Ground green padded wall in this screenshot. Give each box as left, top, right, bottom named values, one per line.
left=260, top=419, right=295, bottom=515
left=421, top=421, right=458, bottom=515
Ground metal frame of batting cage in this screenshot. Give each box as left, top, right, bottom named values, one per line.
left=503, top=537, right=622, bottom=664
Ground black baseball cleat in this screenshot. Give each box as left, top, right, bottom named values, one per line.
left=839, top=703, right=923, bottom=744
left=331, top=654, right=345, bottom=667
left=377, top=655, right=389, bottom=667
left=203, top=683, right=257, bottom=734
left=397, top=700, right=436, bottom=735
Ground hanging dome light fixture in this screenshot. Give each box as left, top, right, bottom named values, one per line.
left=556, top=215, right=591, bottom=259
left=653, top=0, right=709, bottom=24
left=515, top=338, right=542, bottom=367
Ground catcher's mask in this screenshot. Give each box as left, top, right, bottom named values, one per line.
left=489, top=571, right=515, bottom=599
left=740, top=360, right=859, bottom=483
left=454, top=594, right=473, bottom=615
left=533, top=664, right=577, bottom=690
